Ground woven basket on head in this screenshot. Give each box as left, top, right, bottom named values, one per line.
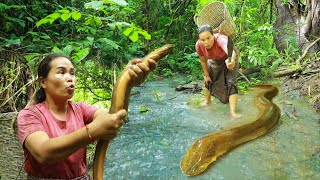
left=194, top=2, right=236, bottom=38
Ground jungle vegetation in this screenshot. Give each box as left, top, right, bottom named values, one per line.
left=1, top=0, right=319, bottom=112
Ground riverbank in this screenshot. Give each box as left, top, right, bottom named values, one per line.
left=280, top=72, right=320, bottom=114
left=276, top=56, right=319, bottom=114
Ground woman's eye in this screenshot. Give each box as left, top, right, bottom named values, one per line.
left=58, top=70, right=64, bottom=74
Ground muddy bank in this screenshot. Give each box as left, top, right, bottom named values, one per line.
left=280, top=61, right=320, bottom=114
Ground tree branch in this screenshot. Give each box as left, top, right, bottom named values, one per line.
left=296, top=36, right=320, bottom=65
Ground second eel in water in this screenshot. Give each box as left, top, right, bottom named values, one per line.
left=180, top=84, right=281, bottom=176
left=92, top=44, right=174, bottom=180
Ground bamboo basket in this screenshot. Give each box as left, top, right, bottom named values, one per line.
left=194, top=2, right=236, bottom=38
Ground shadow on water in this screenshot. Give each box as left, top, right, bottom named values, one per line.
left=103, top=77, right=320, bottom=179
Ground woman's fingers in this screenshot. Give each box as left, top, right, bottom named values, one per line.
left=127, top=64, right=147, bottom=85
left=129, top=58, right=157, bottom=73
left=147, top=59, right=157, bottom=70
left=225, top=59, right=235, bottom=70
left=114, top=109, right=127, bottom=124
left=126, top=58, right=158, bottom=86
left=128, top=67, right=141, bottom=83
left=131, top=58, right=143, bottom=64
left=101, top=110, right=127, bottom=141
left=133, top=64, right=145, bottom=75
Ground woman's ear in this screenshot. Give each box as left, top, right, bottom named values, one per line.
left=39, top=77, right=46, bottom=88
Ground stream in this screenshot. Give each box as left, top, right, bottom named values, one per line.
left=103, top=77, right=320, bottom=179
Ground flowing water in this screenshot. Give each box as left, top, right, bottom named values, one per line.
left=103, top=77, right=320, bottom=179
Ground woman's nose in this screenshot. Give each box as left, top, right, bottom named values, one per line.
left=65, top=73, right=74, bottom=82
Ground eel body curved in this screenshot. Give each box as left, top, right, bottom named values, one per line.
left=92, top=44, right=174, bottom=180
left=180, top=84, right=281, bottom=176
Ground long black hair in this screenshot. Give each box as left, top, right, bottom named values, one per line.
left=34, top=54, right=70, bottom=104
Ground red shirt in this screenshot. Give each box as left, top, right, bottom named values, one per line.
left=17, top=101, right=98, bottom=179
left=196, top=33, right=228, bottom=60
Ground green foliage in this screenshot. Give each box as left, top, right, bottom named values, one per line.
left=155, top=50, right=202, bottom=83
left=1, top=0, right=300, bottom=106
left=237, top=77, right=265, bottom=94
left=0, top=3, right=26, bottom=33
left=181, top=52, right=203, bottom=79
left=237, top=23, right=279, bottom=69
left=2, top=0, right=156, bottom=105
left=87, top=143, right=96, bottom=156
left=123, top=25, right=151, bottom=42
left=152, top=88, right=161, bottom=101
left=188, top=95, right=203, bottom=106
left=269, top=40, right=300, bottom=71
left=0, top=2, right=26, bottom=47
left=32, top=0, right=150, bottom=65
left=250, top=25, right=277, bottom=65
left=139, top=106, right=149, bottom=113
left=3, top=63, right=16, bottom=82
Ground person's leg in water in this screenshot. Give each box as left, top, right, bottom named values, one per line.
left=201, top=86, right=241, bottom=118
left=200, top=87, right=211, bottom=106
left=229, top=93, right=241, bottom=118
left=228, top=47, right=241, bottom=118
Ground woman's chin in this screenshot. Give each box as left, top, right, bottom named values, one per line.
left=65, top=94, right=74, bottom=100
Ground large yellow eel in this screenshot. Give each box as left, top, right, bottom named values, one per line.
left=180, top=84, right=281, bottom=176
left=92, top=44, right=174, bottom=180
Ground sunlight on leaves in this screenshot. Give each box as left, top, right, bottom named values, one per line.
left=104, top=0, right=128, bottom=6
left=62, top=45, right=75, bottom=56
left=71, top=11, right=81, bottom=20
left=123, top=27, right=133, bottom=36
left=97, top=38, right=119, bottom=49
left=129, top=31, right=139, bottom=42
left=52, top=47, right=66, bottom=55
left=58, top=9, right=69, bottom=14
left=123, top=26, right=151, bottom=42
left=72, top=48, right=90, bottom=62
left=85, top=1, right=104, bottom=10
left=61, top=13, right=71, bottom=22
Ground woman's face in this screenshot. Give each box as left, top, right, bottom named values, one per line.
left=40, top=57, right=76, bottom=101
left=199, top=30, right=214, bottom=49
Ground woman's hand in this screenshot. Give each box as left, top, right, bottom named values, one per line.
left=126, top=58, right=157, bottom=86
left=204, top=75, right=212, bottom=89
left=90, top=109, right=127, bottom=141
left=225, top=59, right=235, bottom=70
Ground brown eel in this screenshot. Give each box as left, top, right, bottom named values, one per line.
left=92, top=44, right=174, bottom=180
left=180, top=84, right=281, bottom=176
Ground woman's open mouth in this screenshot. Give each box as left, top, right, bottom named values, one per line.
left=67, top=84, right=75, bottom=91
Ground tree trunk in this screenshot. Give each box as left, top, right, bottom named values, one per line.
left=144, top=0, right=150, bottom=48
left=274, top=0, right=320, bottom=54
left=0, top=50, right=36, bottom=113
left=310, top=0, right=320, bottom=35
